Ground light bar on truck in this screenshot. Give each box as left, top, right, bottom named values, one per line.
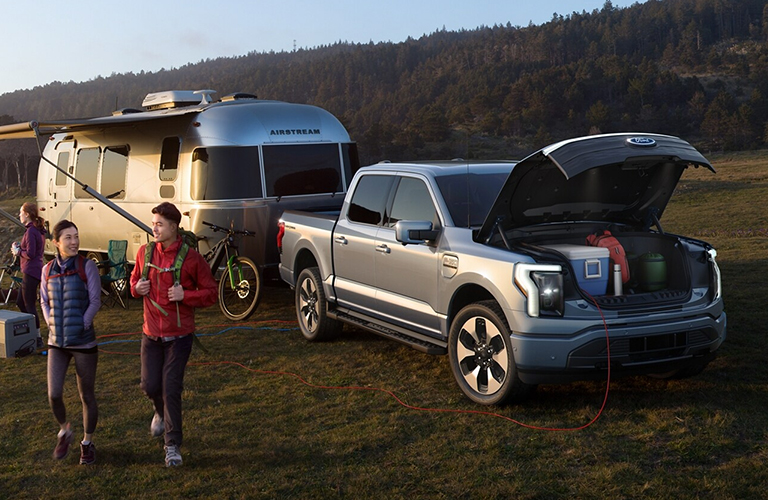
left=514, top=263, right=563, bottom=317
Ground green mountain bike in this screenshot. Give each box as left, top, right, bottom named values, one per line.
left=200, top=221, right=261, bottom=321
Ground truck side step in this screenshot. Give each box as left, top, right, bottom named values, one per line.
left=329, top=309, right=447, bottom=355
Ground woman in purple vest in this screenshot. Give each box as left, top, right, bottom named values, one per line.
left=10, top=202, right=46, bottom=347
left=40, top=220, right=101, bottom=465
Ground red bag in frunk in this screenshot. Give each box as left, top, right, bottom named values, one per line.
left=586, top=230, right=630, bottom=284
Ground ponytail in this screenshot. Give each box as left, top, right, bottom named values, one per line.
left=21, top=202, right=45, bottom=232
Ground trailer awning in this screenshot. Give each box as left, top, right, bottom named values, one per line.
left=0, top=106, right=205, bottom=141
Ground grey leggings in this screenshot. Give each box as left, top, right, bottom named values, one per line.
left=47, top=346, right=98, bottom=434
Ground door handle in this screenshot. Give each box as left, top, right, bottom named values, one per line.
left=334, top=236, right=348, bottom=245
left=376, top=244, right=390, bottom=254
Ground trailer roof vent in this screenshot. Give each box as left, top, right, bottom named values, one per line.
left=112, top=108, right=143, bottom=116
left=221, top=92, right=258, bottom=102
left=142, top=89, right=217, bottom=110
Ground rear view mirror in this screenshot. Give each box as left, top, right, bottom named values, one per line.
left=395, top=221, right=439, bottom=245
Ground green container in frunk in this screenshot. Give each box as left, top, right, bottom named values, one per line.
left=639, top=252, right=667, bottom=292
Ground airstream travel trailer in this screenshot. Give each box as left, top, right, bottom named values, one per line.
left=0, top=90, right=360, bottom=288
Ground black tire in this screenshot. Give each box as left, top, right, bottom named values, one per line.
left=295, top=267, right=342, bottom=341
left=448, top=301, right=534, bottom=405
left=85, top=251, right=107, bottom=276
left=218, top=256, right=261, bottom=321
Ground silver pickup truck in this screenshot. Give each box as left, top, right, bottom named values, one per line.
left=278, top=133, right=726, bottom=405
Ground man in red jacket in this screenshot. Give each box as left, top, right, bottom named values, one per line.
left=130, top=202, right=217, bottom=467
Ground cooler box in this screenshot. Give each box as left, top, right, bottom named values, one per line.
left=543, top=244, right=610, bottom=296
left=0, top=309, right=36, bottom=358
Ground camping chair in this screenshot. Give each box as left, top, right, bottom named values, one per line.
left=99, top=240, right=129, bottom=309
left=0, top=254, right=22, bottom=306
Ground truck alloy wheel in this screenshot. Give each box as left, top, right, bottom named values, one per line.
left=448, top=301, right=532, bottom=405
left=295, top=267, right=341, bottom=341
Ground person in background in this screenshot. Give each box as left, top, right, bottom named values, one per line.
left=11, top=202, right=46, bottom=348
left=130, top=202, right=217, bottom=467
left=40, top=220, right=101, bottom=465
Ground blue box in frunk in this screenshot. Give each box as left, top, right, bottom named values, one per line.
left=543, top=244, right=610, bottom=296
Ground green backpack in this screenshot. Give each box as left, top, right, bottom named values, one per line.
left=140, top=241, right=190, bottom=328
left=141, top=241, right=190, bottom=285
left=139, top=240, right=207, bottom=352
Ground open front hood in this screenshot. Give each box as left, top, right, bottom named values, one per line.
left=476, top=133, right=714, bottom=242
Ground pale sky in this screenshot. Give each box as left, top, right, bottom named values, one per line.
left=0, top=0, right=644, bottom=96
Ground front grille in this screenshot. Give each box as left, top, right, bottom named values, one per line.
left=568, top=328, right=717, bottom=369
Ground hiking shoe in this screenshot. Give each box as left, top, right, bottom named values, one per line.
left=164, top=444, right=182, bottom=467
left=53, top=426, right=73, bottom=460
left=79, top=442, right=96, bottom=465
left=151, top=412, right=164, bottom=438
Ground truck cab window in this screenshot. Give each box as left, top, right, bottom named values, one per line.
left=102, top=146, right=128, bottom=199
left=347, top=175, right=395, bottom=226
left=191, top=146, right=262, bottom=201
left=263, top=144, right=342, bottom=197
left=160, top=137, right=180, bottom=181
left=386, top=177, right=439, bottom=227
left=74, top=148, right=100, bottom=199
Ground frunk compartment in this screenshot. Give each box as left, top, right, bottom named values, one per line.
left=510, top=226, right=694, bottom=307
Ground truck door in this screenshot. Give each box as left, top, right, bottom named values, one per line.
left=373, top=175, right=442, bottom=338
left=332, top=174, right=395, bottom=314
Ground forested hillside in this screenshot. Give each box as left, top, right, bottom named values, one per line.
left=2, top=0, right=768, bottom=192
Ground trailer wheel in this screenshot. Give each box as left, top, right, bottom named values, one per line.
left=448, top=301, right=534, bottom=405
left=295, top=267, right=342, bottom=341
left=85, top=252, right=107, bottom=276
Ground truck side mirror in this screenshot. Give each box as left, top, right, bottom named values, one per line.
left=395, top=221, right=439, bottom=245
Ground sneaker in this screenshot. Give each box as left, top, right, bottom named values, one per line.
left=79, top=442, right=96, bottom=465
left=53, top=426, right=73, bottom=460
left=150, top=412, right=164, bottom=438
left=164, top=444, right=182, bottom=467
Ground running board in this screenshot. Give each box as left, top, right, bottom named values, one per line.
left=328, top=309, right=447, bottom=355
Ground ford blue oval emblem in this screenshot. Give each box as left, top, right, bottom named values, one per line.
left=626, top=137, right=657, bottom=147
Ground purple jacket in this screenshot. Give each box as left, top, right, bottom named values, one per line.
left=19, top=222, right=45, bottom=278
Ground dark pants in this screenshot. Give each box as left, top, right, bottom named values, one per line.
left=140, top=334, right=193, bottom=447
left=48, top=346, right=99, bottom=434
left=17, top=273, right=40, bottom=329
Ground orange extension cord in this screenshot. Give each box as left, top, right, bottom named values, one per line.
left=98, top=303, right=611, bottom=432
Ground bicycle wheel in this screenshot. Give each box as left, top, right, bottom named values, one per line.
left=218, top=256, right=261, bottom=321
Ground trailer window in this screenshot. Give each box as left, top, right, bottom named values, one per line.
left=263, top=144, right=342, bottom=197
left=341, top=143, right=360, bottom=189
left=55, top=152, right=69, bottom=186
left=190, top=146, right=263, bottom=201
left=160, top=137, right=180, bottom=181
left=102, top=146, right=128, bottom=200
left=74, top=148, right=100, bottom=199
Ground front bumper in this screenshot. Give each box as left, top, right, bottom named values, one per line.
left=510, top=311, right=727, bottom=385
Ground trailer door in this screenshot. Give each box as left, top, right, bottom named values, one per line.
left=45, top=141, right=76, bottom=248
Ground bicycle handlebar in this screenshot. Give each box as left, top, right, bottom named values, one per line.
left=201, top=220, right=256, bottom=237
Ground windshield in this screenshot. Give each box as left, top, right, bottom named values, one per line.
left=435, top=171, right=510, bottom=228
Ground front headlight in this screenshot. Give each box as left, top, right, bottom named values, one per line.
left=514, top=263, right=564, bottom=317
left=707, top=248, right=722, bottom=301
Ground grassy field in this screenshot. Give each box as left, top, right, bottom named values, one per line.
left=1, top=151, right=767, bottom=499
